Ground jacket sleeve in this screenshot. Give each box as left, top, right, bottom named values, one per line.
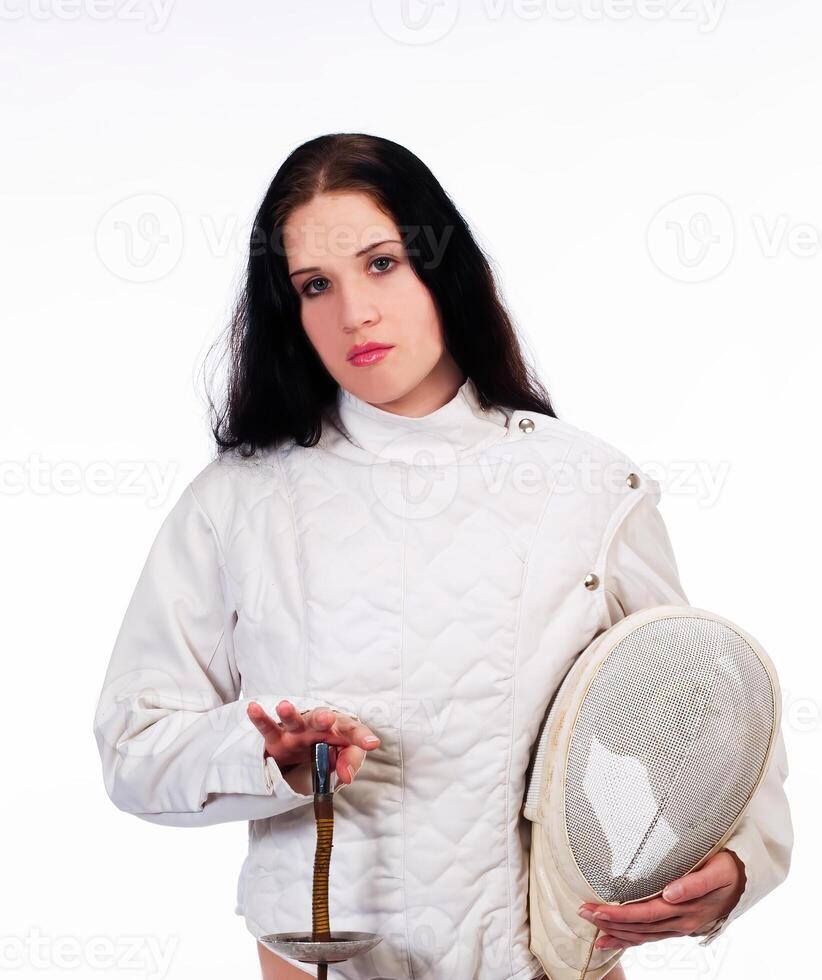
left=600, top=475, right=794, bottom=945
left=92, top=480, right=360, bottom=828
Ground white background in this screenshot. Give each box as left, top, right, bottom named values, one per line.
left=1, top=1, right=816, bottom=977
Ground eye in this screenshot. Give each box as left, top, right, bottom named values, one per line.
left=302, top=276, right=330, bottom=297
left=371, top=255, right=397, bottom=273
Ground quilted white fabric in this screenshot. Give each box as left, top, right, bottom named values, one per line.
left=92, top=377, right=792, bottom=979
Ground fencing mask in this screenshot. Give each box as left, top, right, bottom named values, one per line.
left=522, top=604, right=781, bottom=980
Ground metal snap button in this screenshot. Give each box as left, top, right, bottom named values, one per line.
left=518, top=418, right=535, bottom=433
left=584, top=572, right=599, bottom=590
left=626, top=472, right=640, bottom=489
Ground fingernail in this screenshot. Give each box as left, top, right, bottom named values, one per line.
left=578, top=910, right=595, bottom=922
left=664, top=883, right=682, bottom=901
left=364, top=736, right=379, bottom=744
left=593, top=911, right=611, bottom=921
left=348, top=765, right=356, bottom=782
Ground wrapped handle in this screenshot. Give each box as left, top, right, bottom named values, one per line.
left=311, top=742, right=336, bottom=944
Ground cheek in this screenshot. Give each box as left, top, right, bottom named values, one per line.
left=299, top=307, right=338, bottom=361
left=392, top=271, right=443, bottom=339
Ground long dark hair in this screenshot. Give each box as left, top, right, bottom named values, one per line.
left=203, top=132, right=557, bottom=457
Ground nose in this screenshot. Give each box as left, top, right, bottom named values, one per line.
left=337, top=279, right=380, bottom=333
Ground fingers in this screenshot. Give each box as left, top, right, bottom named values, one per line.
left=294, top=704, right=341, bottom=735
left=247, top=701, right=283, bottom=738
left=335, top=744, right=367, bottom=783
left=297, top=706, right=381, bottom=752
left=248, top=701, right=339, bottom=738
left=326, top=711, right=381, bottom=751
left=596, top=907, right=682, bottom=929
left=596, top=925, right=682, bottom=946
left=274, top=700, right=302, bottom=733
left=580, top=897, right=686, bottom=925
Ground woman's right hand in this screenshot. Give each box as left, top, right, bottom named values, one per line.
left=247, top=700, right=380, bottom=784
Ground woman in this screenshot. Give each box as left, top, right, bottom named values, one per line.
left=93, top=134, right=790, bottom=979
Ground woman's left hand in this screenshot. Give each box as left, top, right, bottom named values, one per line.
left=577, top=849, right=746, bottom=950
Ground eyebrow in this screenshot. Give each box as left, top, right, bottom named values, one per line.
left=288, top=239, right=402, bottom=278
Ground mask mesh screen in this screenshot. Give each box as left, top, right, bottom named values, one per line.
left=564, top=615, right=774, bottom=903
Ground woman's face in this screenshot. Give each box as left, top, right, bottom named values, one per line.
left=283, top=190, right=461, bottom=413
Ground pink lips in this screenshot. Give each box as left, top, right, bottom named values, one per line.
left=347, top=344, right=394, bottom=367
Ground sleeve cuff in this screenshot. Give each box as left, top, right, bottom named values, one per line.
left=262, top=746, right=347, bottom=798
left=694, top=835, right=755, bottom=947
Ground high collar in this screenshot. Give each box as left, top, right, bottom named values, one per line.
left=332, top=376, right=511, bottom=464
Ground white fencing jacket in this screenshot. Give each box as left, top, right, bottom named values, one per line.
left=92, top=377, right=793, bottom=980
